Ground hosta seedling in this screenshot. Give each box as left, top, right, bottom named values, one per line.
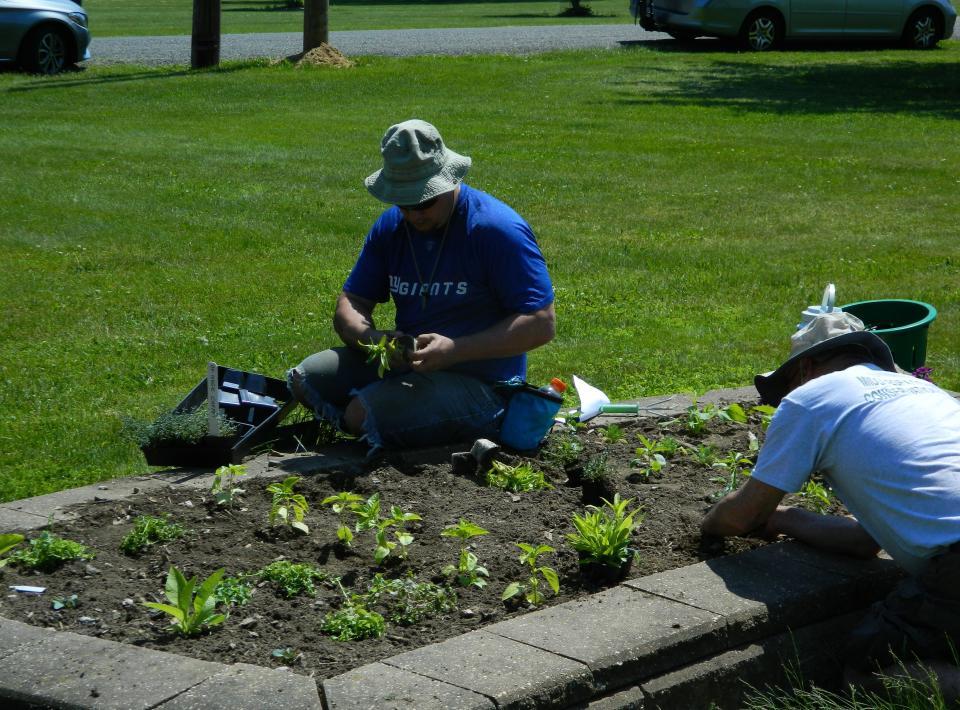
left=486, top=460, right=552, bottom=493
left=210, top=464, right=246, bottom=507
left=7, top=531, right=95, bottom=572
left=143, top=566, right=227, bottom=636
left=567, top=494, right=643, bottom=570
left=266, top=475, right=309, bottom=534
left=502, top=543, right=560, bottom=607
left=119, top=514, right=185, bottom=555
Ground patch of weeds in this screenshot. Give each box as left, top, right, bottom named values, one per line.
left=8, top=531, right=95, bottom=571
left=486, top=460, right=553, bottom=493
left=367, top=573, right=457, bottom=625
left=256, top=560, right=331, bottom=598
left=690, top=444, right=718, bottom=467
left=119, top=515, right=185, bottom=555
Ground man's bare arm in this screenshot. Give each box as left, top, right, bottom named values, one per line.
left=701, top=477, right=786, bottom=537
left=333, top=291, right=398, bottom=349
left=764, top=506, right=881, bottom=559
left=410, top=303, right=556, bottom=372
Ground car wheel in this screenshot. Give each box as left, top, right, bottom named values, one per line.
left=20, top=25, right=71, bottom=75
left=740, top=10, right=783, bottom=51
left=668, top=30, right=699, bottom=42
left=902, top=9, right=942, bottom=49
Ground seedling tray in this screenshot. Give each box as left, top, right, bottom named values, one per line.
left=141, top=365, right=298, bottom=467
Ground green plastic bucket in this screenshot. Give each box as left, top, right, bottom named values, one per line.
left=840, top=299, right=937, bottom=371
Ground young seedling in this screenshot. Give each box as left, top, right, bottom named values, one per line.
left=441, top=519, right=490, bottom=589
left=143, top=566, right=227, bottom=636
left=567, top=494, right=643, bottom=570
left=214, top=575, right=253, bottom=606
left=119, top=515, right=185, bottom=555
left=798, top=478, right=835, bottom=514
left=320, top=491, right=363, bottom=546
left=358, top=334, right=402, bottom=378
left=7, top=531, right=95, bottom=572
left=691, top=444, right=718, bottom=467
left=350, top=492, right=382, bottom=534
left=0, top=533, right=24, bottom=568
left=710, top=450, right=755, bottom=497
left=502, top=543, right=560, bottom=607
left=582, top=452, right=609, bottom=484
left=366, top=573, right=457, bottom=625
left=52, top=594, right=79, bottom=610
left=270, top=647, right=302, bottom=665
left=210, top=463, right=246, bottom=507
left=374, top=505, right=422, bottom=564
left=486, top=460, right=552, bottom=493
left=724, top=403, right=749, bottom=424
left=266, top=475, right=309, bottom=534
left=542, top=433, right=583, bottom=468
left=321, top=579, right=385, bottom=641
left=750, top=404, right=776, bottom=431
left=256, top=560, right=330, bottom=598
left=598, top=424, right=626, bottom=444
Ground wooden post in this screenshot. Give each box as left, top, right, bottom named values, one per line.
left=303, top=0, right=329, bottom=52
left=191, top=0, right=221, bottom=69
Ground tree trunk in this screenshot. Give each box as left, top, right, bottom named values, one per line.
left=303, top=0, right=330, bottom=52
left=191, top=0, right=221, bottom=69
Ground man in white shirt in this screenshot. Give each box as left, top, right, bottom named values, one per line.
left=702, top=312, right=960, bottom=693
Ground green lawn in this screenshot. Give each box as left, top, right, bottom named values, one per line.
left=2, top=44, right=958, bottom=503
left=87, top=0, right=631, bottom=37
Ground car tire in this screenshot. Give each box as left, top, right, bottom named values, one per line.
left=740, top=10, right=784, bottom=51
left=20, top=25, right=71, bottom=75
left=902, top=8, right=942, bottom=49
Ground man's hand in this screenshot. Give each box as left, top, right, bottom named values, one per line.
left=409, top=333, right=457, bottom=372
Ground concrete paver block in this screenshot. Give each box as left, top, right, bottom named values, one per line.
left=0, top=506, right=51, bottom=532
left=0, top=617, right=53, bottom=660
left=324, top=661, right=495, bottom=710
left=158, top=662, right=321, bottom=709
left=384, top=630, right=594, bottom=709
left=487, top=586, right=722, bottom=692
left=2, top=477, right=170, bottom=521
left=0, top=627, right=221, bottom=709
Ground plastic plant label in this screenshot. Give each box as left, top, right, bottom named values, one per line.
left=10, top=585, right=46, bottom=594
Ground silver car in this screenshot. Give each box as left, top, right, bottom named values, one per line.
left=0, top=0, right=90, bottom=74
left=632, top=0, right=958, bottom=50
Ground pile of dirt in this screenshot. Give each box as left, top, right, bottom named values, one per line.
left=0, top=404, right=840, bottom=682
left=275, top=43, right=354, bottom=68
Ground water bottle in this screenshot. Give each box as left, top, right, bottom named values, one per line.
left=541, top=378, right=566, bottom=398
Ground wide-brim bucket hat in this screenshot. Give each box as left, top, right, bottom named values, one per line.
left=754, top=311, right=895, bottom=406
left=364, top=119, right=471, bottom=205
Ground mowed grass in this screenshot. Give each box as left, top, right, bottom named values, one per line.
left=1, top=44, right=959, bottom=502
left=87, top=0, right=630, bottom=37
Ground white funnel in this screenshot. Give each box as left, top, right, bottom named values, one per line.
left=573, top=375, right=610, bottom=422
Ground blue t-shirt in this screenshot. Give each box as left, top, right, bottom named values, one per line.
left=343, top=184, right=554, bottom=382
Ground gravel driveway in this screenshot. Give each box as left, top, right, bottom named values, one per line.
left=88, top=24, right=666, bottom=66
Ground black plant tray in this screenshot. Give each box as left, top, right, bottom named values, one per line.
left=141, top=365, right=298, bottom=468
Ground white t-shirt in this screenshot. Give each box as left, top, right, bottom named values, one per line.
left=752, top=363, right=960, bottom=575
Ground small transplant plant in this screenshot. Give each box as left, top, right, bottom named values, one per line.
left=543, top=432, right=583, bottom=467
left=567, top=494, right=642, bottom=570
left=266, top=475, right=309, bottom=534
left=7, top=531, right=94, bottom=571
left=271, top=647, right=302, bottom=664
left=598, top=424, right=626, bottom=444
left=119, top=514, right=184, bottom=555
left=257, top=560, right=330, bottom=598
left=210, top=463, right=246, bottom=507
left=358, top=334, right=402, bottom=378
left=486, top=460, right=552, bottom=493
left=143, top=566, right=226, bottom=636
left=350, top=492, right=381, bottom=534
left=321, top=579, right=385, bottom=641
left=374, top=505, right=421, bottom=564
left=582, top=452, right=609, bottom=484
left=798, top=478, right=835, bottom=514
left=0, top=533, right=24, bottom=568
left=441, top=519, right=490, bottom=589
left=320, top=491, right=363, bottom=546
left=52, top=594, right=80, bottom=610
left=215, top=575, right=253, bottom=606
left=502, top=543, right=560, bottom=607
left=750, top=404, right=776, bottom=431
left=367, top=573, right=457, bottom=625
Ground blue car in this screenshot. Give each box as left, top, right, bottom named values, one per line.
left=0, top=0, right=91, bottom=74
left=632, top=0, right=958, bottom=50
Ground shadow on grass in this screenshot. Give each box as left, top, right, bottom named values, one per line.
left=3, top=62, right=261, bottom=93
left=612, top=40, right=960, bottom=120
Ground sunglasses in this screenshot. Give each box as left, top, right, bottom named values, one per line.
left=397, top=195, right=440, bottom=212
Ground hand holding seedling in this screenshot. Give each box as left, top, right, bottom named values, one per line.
left=408, top=332, right=457, bottom=372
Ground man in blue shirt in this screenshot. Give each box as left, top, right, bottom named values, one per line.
left=288, top=119, right=555, bottom=452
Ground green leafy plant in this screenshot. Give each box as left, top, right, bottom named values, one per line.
left=143, top=566, right=227, bottom=636
left=270, top=647, right=302, bottom=664
left=350, top=492, right=382, bottom=534
left=0, top=533, right=24, bottom=568
left=266, top=475, right=309, bottom=534
left=256, top=560, right=330, bottom=598
left=211, top=463, right=246, bottom=507
left=690, top=444, right=718, bottom=467
left=7, top=531, right=94, bottom=571
left=486, top=460, right=553, bottom=493
left=724, top=403, right=749, bottom=424
left=52, top=594, right=79, bottom=610
left=598, top=424, right=626, bottom=444
left=119, top=514, right=185, bottom=555
left=582, top=452, right=608, bottom=483
left=366, top=574, right=457, bottom=625
left=543, top=433, right=583, bottom=467
left=567, top=494, right=642, bottom=569
left=215, top=576, right=253, bottom=606
left=122, top=408, right=237, bottom=448
left=321, top=491, right=363, bottom=546
left=710, top=450, right=755, bottom=497
left=374, top=505, right=422, bottom=564
left=798, top=478, right=835, bottom=514
left=441, top=519, right=490, bottom=588
left=750, top=404, right=777, bottom=431
left=321, top=579, right=385, bottom=641
left=358, top=334, right=401, bottom=378
left=502, top=543, right=560, bottom=606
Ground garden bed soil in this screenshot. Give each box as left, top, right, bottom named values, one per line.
left=0, top=406, right=841, bottom=684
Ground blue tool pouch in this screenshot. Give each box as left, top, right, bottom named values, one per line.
left=496, top=378, right=563, bottom=451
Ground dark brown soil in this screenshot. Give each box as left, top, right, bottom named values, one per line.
left=0, top=407, right=839, bottom=684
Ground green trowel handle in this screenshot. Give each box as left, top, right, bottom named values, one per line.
left=599, top=404, right=639, bottom=414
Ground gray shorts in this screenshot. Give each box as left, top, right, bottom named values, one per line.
left=287, top=346, right=505, bottom=452
left=846, top=542, right=960, bottom=671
